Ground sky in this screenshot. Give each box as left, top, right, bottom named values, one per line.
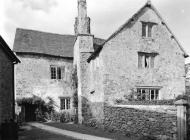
left=0, top=0, right=190, bottom=63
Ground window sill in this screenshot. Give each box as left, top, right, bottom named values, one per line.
left=142, top=37, right=154, bottom=42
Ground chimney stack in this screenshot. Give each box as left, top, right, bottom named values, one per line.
left=74, top=0, right=91, bottom=35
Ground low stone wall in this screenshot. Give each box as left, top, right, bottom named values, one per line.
left=104, top=105, right=177, bottom=139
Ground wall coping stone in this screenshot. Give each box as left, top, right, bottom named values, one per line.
left=108, top=104, right=177, bottom=115
left=175, top=99, right=188, bottom=106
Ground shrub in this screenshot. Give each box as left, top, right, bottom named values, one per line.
left=60, top=112, right=71, bottom=123
left=175, top=94, right=190, bottom=101
left=16, top=96, right=55, bottom=122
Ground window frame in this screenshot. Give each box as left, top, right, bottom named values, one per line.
left=60, top=97, right=71, bottom=110
left=141, top=21, right=156, bottom=38
left=138, top=52, right=157, bottom=69
left=50, top=65, right=65, bottom=80
left=136, top=87, right=160, bottom=101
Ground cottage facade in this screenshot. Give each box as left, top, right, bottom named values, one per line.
left=13, top=28, right=103, bottom=121
left=0, top=36, right=19, bottom=128
left=13, top=0, right=188, bottom=134
left=74, top=0, right=188, bottom=125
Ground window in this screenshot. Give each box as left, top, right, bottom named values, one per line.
left=142, top=22, right=156, bottom=37
left=50, top=66, right=65, bottom=80
left=137, top=88, right=159, bottom=101
left=60, top=98, right=70, bottom=110
left=138, top=52, right=156, bottom=68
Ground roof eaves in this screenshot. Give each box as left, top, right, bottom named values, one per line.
left=15, top=51, right=73, bottom=59
left=0, top=36, right=20, bottom=63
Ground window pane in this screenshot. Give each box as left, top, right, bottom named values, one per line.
left=145, top=55, right=150, bottom=68
left=66, top=98, right=70, bottom=110
left=138, top=54, right=142, bottom=68
left=51, top=67, right=56, bottom=79
left=142, top=23, right=146, bottom=37
left=57, top=67, right=62, bottom=79
left=60, top=99, right=65, bottom=110
left=151, top=90, right=154, bottom=100
left=148, top=24, right=153, bottom=37
left=155, top=90, right=159, bottom=99
left=141, top=90, right=146, bottom=100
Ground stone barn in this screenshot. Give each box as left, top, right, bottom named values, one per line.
left=0, top=35, right=20, bottom=129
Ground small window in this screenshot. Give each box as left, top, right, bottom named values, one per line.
left=60, top=98, right=71, bottom=110
left=138, top=52, right=156, bottom=68
left=137, top=88, right=159, bottom=101
left=142, top=22, right=155, bottom=38
left=50, top=66, right=65, bottom=80
left=51, top=67, right=56, bottom=79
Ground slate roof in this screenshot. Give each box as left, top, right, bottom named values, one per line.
left=0, top=35, right=20, bottom=63
left=13, top=28, right=105, bottom=58
left=88, top=1, right=189, bottom=61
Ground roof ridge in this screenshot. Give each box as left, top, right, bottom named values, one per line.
left=16, top=28, right=76, bottom=37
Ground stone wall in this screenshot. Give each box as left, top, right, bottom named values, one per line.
left=15, top=53, right=74, bottom=112
left=0, top=47, right=14, bottom=128
left=186, top=63, right=190, bottom=95
left=104, top=105, right=177, bottom=139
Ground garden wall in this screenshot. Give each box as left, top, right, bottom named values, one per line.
left=104, top=105, right=177, bottom=139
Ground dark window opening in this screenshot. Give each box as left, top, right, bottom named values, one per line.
left=138, top=52, right=157, bottom=69
left=142, top=22, right=156, bottom=38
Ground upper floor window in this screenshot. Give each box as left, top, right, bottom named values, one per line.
left=60, top=98, right=70, bottom=110
left=142, top=22, right=156, bottom=38
left=50, top=66, right=65, bottom=80
left=137, top=88, right=159, bottom=101
left=138, top=52, right=156, bottom=68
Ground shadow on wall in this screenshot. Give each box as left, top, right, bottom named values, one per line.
left=81, top=97, right=104, bottom=128
left=187, top=103, right=190, bottom=140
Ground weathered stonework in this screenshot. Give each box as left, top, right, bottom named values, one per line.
left=15, top=53, right=74, bottom=113
left=97, top=7, right=186, bottom=104
left=75, top=1, right=187, bottom=137
left=185, top=63, right=190, bottom=95
left=104, top=105, right=177, bottom=139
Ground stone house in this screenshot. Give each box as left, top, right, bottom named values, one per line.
left=0, top=35, right=20, bottom=128
left=13, top=0, right=189, bottom=138
left=74, top=0, right=188, bottom=124
left=13, top=28, right=103, bottom=121
left=73, top=0, right=189, bottom=138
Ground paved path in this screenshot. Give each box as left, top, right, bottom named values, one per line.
left=28, top=122, right=113, bottom=140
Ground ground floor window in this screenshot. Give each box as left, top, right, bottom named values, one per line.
left=60, top=98, right=70, bottom=110
left=137, top=88, right=159, bottom=100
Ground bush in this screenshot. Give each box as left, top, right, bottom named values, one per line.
left=60, top=112, right=71, bottom=123
left=16, top=96, right=55, bottom=122
left=175, top=94, right=190, bottom=101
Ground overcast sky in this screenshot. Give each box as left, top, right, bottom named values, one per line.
left=0, top=0, right=190, bottom=63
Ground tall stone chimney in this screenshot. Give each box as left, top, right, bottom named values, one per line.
left=73, top=0, right=94, bottom=124
left=74, top=0, right=91, bottom=35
